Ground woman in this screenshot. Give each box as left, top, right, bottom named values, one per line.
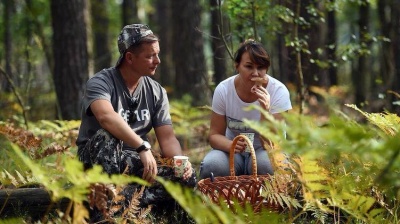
left=199, top=39, right=292, bottom=179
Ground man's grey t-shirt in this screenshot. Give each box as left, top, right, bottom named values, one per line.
left=76, top=67, right=172, bottom=151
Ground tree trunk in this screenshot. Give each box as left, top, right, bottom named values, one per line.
left=122, top=0, right=139, bottom=25
left=91, top=0, right=112, bottom=72
left=377, top=0, right=395, bottom=112
left=153, top=0, right=174, bottom=89
left=311, top=2, right=328, bottom=88
left=298, top=0, right=321, bottom=89
left=51, top=0, right=89, bottom=120
left=391, top=0, right=400, bottom=115
left=210, top=0, right=229, bottom=85
left=291, top=0, right=306, bottom=114
left=326, top=0, right=338, bottom=86
left=353, top=1, right=370, bottom=108
left=0, top=188, right=70, bottom=219
left=2, top=0, right=13, bottom=92
left=171, top=0, right=210, bottom=106
left=277, top=33, right=290, bottom=84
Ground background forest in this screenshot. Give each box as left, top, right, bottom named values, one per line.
left=0, top=0, right=399, bottom=223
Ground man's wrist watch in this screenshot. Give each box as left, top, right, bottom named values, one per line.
left=136, top=141, right=151, bottom=153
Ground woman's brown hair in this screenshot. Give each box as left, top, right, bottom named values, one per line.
left=233, top=39, right=270, bottom=69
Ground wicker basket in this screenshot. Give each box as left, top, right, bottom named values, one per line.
left=197, top=134, right=280, bottom=212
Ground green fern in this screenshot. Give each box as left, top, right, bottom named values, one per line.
left=0, top=218, right=26, bottom=224
left=0, top=170, right=37, bottom=187
left=242, top=105, right=399, bottom=223
left=346, top=104, right=399, bottom=136
left=159, top=177, right=285, bottom=224
left=329, top=191, right=386, bottom=223
left=261, top=174, right=302, bottom=210
left=158, top=177, right=232, bottom=224
left=169, top=98, right=211, bottom=149
left=11, top=143, right=148, bottom=203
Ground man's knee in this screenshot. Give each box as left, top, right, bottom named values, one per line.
left=78, top=129, right=123, bottom=174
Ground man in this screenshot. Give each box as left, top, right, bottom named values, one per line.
left=76, top=24, right=196, bottom=217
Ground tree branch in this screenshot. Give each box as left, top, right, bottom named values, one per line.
left=217, top=0, right=234, bottom=60
left=0, top=67, right=29, bottom=129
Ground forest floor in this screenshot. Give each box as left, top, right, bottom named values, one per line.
left=1, top=89, right=379, bottom=222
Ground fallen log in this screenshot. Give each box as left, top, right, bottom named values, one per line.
left=0, top=188, right=70, bottom=219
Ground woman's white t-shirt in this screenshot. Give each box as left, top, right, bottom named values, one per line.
left=212, top=74, right=292, bottom=150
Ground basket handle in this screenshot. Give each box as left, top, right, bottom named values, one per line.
left=229, top=134, right=257, bottom=177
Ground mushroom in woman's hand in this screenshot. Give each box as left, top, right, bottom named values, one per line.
left=251, top=76, right=268, bottom=86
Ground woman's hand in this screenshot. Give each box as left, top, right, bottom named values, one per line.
left=234, top=137, right=248, bottom=153
left=251, top=84, right=271, bottom=111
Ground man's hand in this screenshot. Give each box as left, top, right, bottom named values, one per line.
left=139, top=150, right=158, bottom=183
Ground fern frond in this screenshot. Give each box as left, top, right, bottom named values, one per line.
left=34, top=142, right=70, bottom=159
left=159, top=178, right=243, bottom=224
left=346, top=104, right=400, bottom=136
left=72, top=202, right=90, bottom=223
left=136, top=206, right=152, bottom=220
left=121, top=186, right=152, bottom=224
left=328, top=191, right=386, bottom=223
left=0, top=122, right=42, bottom=157
left=261, top=174, right=302, bottom=210
left=310, top=205, right=328, bottom=224
left=1, top=169, right=37, bottom=188
left=4, top=170, right=18, bottom=187
left=35, top=120, right=80, bottom=146
left=15, top=171, right=27, bottom=185
left=88, top=183, right=111, bottom=219
left=291, top=156, right=331, bottom=201
left=11, top=144, right=148, bottom=203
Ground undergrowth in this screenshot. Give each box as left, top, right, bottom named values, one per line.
left=0, top=102, right=399, bottom=223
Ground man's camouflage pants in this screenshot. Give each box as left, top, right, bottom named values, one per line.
left=78, top=129, right=197, bottom=211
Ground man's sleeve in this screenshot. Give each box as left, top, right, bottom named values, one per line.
left=83, top=76, right=112, bottom=116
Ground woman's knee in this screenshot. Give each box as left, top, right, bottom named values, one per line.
left=199, top=150, right=230, bottom=179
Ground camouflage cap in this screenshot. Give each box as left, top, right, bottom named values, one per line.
left=115, top=24, right=153, bottom=67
